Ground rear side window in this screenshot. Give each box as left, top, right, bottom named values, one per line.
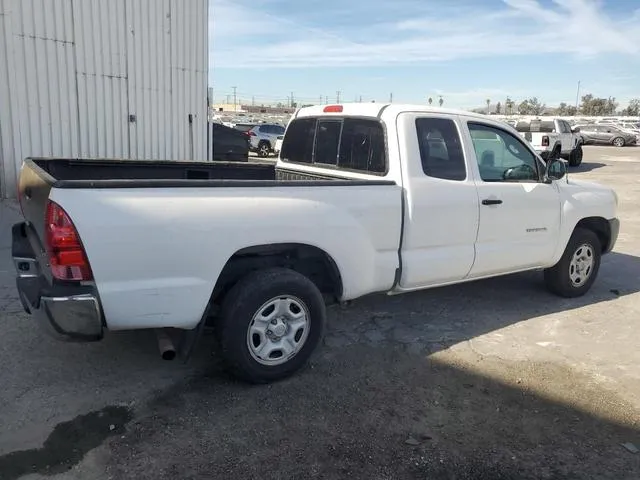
left=315, top=120, right=342, bottom=165
left=415, top=118, right=466, bottom=181
left=280, top=117, right=387, bottom=174
left=280, top=118, right=316, bottom=164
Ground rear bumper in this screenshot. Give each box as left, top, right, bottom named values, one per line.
left=605, top=218, right=620, bottom=254
left=12, top=222, right=104, bottom=341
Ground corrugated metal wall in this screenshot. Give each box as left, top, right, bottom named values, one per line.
left=0, top=0, right=208, bottom=198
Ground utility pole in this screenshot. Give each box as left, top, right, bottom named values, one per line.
left=319, top=95, right=323, bottom=105
left=359, top=95, right=362, bottom=103
left=389, top=92, right=393, bottom=103
left=336, top=90, right=341, bottom=103
left=325, top=96, right=329, bottom=104
left=232, top=86, right=237, bottom=112
left=290, top=91, right=294, bottom=108
left=575, top=80, right=581, bottom=111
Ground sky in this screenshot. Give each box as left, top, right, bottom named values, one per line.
left=210, top=0, right=640, bottom=110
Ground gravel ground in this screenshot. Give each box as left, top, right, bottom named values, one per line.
left=1, top=146, right=639, bottom=479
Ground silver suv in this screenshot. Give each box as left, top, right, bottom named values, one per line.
left=246, top=124, right=286, bottom=157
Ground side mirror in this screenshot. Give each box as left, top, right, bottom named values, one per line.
left=571, top=127, right=580, bottom=133
left=546, top=158, right=567, bottom=181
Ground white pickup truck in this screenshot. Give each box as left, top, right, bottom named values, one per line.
left=515, top=118, right=583, bottom=167
left=12, top=104, right=619, bottom=383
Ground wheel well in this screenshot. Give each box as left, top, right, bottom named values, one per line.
left=575, top=217, right=610, bottom=252
left=211, top=243, right=343, bottom=306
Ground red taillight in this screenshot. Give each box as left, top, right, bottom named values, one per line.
left=541, top=136, right=549, bottom=147
left=246, top=131, right=256, bottom=136
left=323, top=105, right=343, bottom=113
left=45, top=200, right=93, bottom=281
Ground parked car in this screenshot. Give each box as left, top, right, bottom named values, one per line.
left=616, top=122, right=640, bottom=143
left=232, top=123, right=256, bottom=134
left=574, top=124, right=637, bottom=147
left=211, top=123, right=249, bottom=161
left=12, top=103, right=619, bottom=384
left=246, top=124, right=286, bottom=157
left=514, top=118, right=583, bottom=166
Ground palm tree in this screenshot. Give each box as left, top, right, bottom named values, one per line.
left=438, top=96, right=443, bottom=107
left=486, top=98, right=491, bottom=114
left=428, top=97, right=433, bottom=105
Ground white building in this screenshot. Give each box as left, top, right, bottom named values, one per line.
left=0, top=0, right=208, bottom=198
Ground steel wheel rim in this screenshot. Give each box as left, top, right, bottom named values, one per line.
left=246, top=295, right=310, bottom=366
left=569, top=243, right=595, bottom=287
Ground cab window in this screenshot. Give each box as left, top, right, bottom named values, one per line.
left=469, top=122, right=540, bottom=182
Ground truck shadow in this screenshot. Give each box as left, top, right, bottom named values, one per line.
left=571, top=162, right=606, bottom=172
left=100, top=345, right=640, bottom=480
left=324, top=251, right=640, bottom=355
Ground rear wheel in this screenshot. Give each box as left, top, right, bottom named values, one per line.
left=544, top=228, right=601, bottom=298
left=257, top=141, right=271, bottom=157
left=216, top=268, right=326, bottom=383
left=612, top=137, right=625, bottom=147
left=568, top=144, right=583, bottom=167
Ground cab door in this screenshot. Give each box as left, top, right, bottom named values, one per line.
left=462, top=120, right=562, bottom=277
left=396, top=113, right=480, bottom=290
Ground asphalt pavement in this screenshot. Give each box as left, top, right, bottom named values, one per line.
left=1, top=146, right=639, bottom=479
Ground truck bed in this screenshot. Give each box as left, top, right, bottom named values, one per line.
left=27, top=158, right=390, bottom=188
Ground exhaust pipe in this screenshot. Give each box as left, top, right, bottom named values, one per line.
left=156, top=329, right=176, bottom=361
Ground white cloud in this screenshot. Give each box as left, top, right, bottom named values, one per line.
left=211, top=0, right=640, bottom=68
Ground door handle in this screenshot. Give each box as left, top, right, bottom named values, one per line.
left=482, top=199, right=503, bottom=206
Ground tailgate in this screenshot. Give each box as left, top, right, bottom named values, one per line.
left=17, top=159, right=56, bottom=242
left=520, top=132, right=545, bottom=149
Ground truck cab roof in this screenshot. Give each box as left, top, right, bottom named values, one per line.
left=294, top=103, right=496, bottom=123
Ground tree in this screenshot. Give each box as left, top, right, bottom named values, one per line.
left=486, top=98, right=491, bottom=113
left=496, top=101, right=502, bottom=114
left=518, top=97, right=545, bottom=115
left=622, top=98, right=640, bottom=116
left=557, top=102, right=569, bottom=115
left=505, top=97, right=514, bottom=115
left=438, top=96, right=443, bottom=107
left=580, top=94, right=618, bottom=116
left=428, top=97, right=433, bottom=105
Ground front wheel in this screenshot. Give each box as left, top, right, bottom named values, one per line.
left=568, top=144, right=583, bottom=167
left=216, top=268, right=326, bottom=383
left=612, top=137, right=625, bottom=147
left=544, top=228, right=602, bottom=298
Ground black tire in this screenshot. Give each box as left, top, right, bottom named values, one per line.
left=612, top=137, right=625, bottom=147
left=216, top=267, right=326, bottom=384
left=568, top=143, right=583, bottom=167
left=544, top=228, right=601, bottom=298
left=257, top=141, right=271, bottom=157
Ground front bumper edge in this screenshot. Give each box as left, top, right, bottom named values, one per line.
left=605, top=218, right=620, bottom=254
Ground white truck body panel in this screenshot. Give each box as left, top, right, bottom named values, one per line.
left=50, top=183, right=402, bottom=330
left=16, top=103, right=619, bottom=336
